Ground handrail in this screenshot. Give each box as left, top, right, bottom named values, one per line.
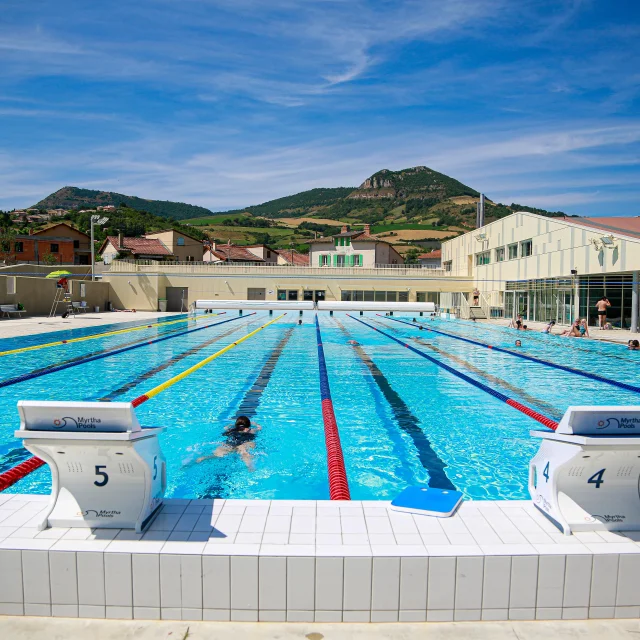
left=459, top=294, right=471, bottom=319
left=479, top=292, right=491, bottom=319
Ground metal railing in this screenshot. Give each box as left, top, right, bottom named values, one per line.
left=107, top=260, right=461, bottom=279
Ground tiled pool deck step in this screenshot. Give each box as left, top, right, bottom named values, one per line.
left=1, top=494, right=639, bottom=622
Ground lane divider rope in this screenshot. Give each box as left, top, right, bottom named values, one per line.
left=0, top=314, right=243, bottom=392
left=0, top=313, right=220, bottom=358
left=315, top=315, right=351, bottom=500
left=0, top=313, right=256, bottom=492
left=131, top=314, right=286, bottom=407
left=379, top=315, right=640, bottom=396
left=349, top=315, right=559, bottom=431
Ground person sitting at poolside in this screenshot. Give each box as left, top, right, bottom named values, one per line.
left=628, top=339, right=640, bottom=351
left=543, top=320, right=556, bottom=334
left=196, top=415, right=261, bottom=471
left=515, top=339, right=522, bottom=347
left=509, top=314, right=523, bottom=329
left=560, top=320, right=581, bottom=337
left=579, top=319, right=590, bottom=338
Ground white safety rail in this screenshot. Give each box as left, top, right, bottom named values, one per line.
left=529, top=405, right=640, bottom=535
left=195, top=299, right=437, bottom=313
left=317, top=301, right=436, bottom=313
left=195, top=300, right=314, bottom=311
left=15, top=401, right=167, bottom=532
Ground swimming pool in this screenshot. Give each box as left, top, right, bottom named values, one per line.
left=1, top=312, right=638, bottom=501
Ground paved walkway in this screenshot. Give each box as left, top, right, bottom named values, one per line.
left=0, top=311, right=171, bottom=339
left=484, top=319, right=639, bottom=345
left=1, top=618, right=639, bottom=639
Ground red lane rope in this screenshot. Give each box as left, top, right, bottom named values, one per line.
left=0, top=457, right=45, bottom=493
left=315, top=315, right=350, bottom=500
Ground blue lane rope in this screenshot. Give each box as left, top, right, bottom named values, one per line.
left=347, top=315, right=559, bottom=430
left=381, top=315, right=640, bottom=396
left=0, top=314, right=253, bottom=391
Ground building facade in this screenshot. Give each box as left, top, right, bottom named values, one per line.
left=309, top=225, right=404, bottom=268
left=442, top=212, right=640, bottom=328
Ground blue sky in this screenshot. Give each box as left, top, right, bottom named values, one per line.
left=1, top=0, right=640, bottom=215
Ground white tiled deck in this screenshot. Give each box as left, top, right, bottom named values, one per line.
left=1, top=494, right=639, bottom=622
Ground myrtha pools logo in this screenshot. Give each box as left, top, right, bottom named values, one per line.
left=52, top=416, right=102, bottom=429
left=596, top=417, right=640, bottom=430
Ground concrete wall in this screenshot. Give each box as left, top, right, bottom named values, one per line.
left=104, top=263, right=469, bottom=311
left=0, top=275, right=111, bottom=316
left=442, top=212, right=640, bottom=296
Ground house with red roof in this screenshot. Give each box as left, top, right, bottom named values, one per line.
left=308, top=224, right=403, bottom=267
left=99, top=234, right=175, bottom=264
left=203, top=243, right=281, bottom=264
left=418, top=249, right=442, bottom=268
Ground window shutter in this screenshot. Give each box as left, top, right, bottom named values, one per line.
left=318, top=254, right=323, bottom=266
left=333, top=254, right=337, bottom=267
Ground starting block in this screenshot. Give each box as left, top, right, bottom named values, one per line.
left=529, top=406, right=640, bottom=535
left=15, top=401, right=166, bottom=532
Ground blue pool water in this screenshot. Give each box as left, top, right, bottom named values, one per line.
left=1, top=312, right=638, bottom=501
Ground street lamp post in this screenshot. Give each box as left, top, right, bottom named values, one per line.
left=91, top=215, right=109, bottom=281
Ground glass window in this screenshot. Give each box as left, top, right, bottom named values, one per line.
left=374, top=291, right=385, bottom=302
left=50, top=243, right=59, bottom=253
left=398, top=291, right=409, bottom=302
left=443, top=261, right=452, bottom=271
left=315, top=290, right=325, bottom=301
left=354, top=290, right=364, bottom=301
left=80, top=283, right=86, bottom=298
left=363, top=290, right=374, bottom=302
left=475, top=251, right=490, bottom=266
left=352, top=254, right=362, bottom=266
left=320, top=254, right=329, bottom=266
left=341, top=291, right=352, bottom=301
left=386, top=291, right=398, bottom=301
left=336, top=255, right=346, bottom=266
left=15, top=242, right=23, bottom=253
left=288, top=290, right=298, bottom=300
left=177, top=237, right=185, bottom=246
left=303, top=290, right=313, bottom=301
left=277, top=291, right=286, bottom=300
left=495, top=247, right=505, bottom=262
left=508, top=243, right=518, bottom=259
left=520, top=240, right=533, bottom=257
left=73, top=240, right=80, bottom=249
left=7, top=276, right=16, bottom=295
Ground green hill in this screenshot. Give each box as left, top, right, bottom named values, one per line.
left=242, top=187, right=355, bottom=218
left=33, top=187, right=213, bottom=220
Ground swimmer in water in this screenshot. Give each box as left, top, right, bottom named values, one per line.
left=515, top=340, right=522, bottom=347
left=347, top=340, right=359, bottom=345
left=196, top=415, right=261, bottom=470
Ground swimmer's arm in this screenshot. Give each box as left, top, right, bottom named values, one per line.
left=251, top=423, right=262, bottom=432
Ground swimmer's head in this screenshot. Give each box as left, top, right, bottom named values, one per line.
left=515, top=340, right=522, bottom=347
left=235, top=415, right=251, bottom=430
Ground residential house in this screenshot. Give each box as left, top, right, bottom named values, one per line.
left=99, top=234, right=174, bottom=263
left=30, top=223, right=93, bottom=264
left=418, top=249, right=442, bottom=268
left=275, top=249, right=310, bottom=266
left=203, top=242, right=274, bottom=263
left=308, top=224, right=404, bottom=267
left=9, top=235, right=75, bottom=264
left=143, top=229, right=204, bottom=262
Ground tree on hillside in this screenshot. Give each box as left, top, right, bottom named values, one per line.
left=0, top=225, right=17, bottom=264
left=404, top=248, right=421, bottom=264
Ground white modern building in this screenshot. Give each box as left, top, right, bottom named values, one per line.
left=441, top=212, right=640, bottom=329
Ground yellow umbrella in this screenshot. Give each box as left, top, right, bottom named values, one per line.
left=45, top=270, right=73, bottom=279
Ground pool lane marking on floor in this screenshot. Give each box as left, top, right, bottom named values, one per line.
left=198, top=327, right=295, bottom=499
left=0, top=317, right=220, bottom=387
left=315, top=314, right=351, bottom=501
left=0, top=319, right=243, bottom=472
left=370, top=318, right=561, bottom=421
left=131, top=314, right=286, bottom=407
left=0, top=313, right=278, bottom=493
left=333, top=318, right=455, bottom=490
left=0, top=314, right=249, bottom=392
left=348, top=315, right=559, bottom=431
left=379, top=315, right=640, bottom=396
left=94, top=319, right=258, bottom=402
left=0, top=313, right=221, bottom=358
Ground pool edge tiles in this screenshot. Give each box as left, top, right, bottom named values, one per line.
left=1, top=494, right=640, bottom=622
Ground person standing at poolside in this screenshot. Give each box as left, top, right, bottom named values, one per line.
left=595, top=297, right=611, bottom=329
left=473, top=288, right=480, bottom=305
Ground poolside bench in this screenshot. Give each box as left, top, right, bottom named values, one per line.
left=71, top=301, right=89, bottom=313
left=0, top=304, right=26, bottom=318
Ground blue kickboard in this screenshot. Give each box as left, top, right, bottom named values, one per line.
left=390, top=486, right=463, bottom=517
